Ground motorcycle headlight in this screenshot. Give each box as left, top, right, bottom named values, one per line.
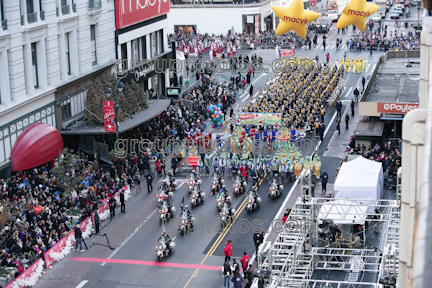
left=219, top=212, right=222, bottom=215
left=165, top=209, right=168, bottom=213
left=159, top=209, right=161, bottom=213
left=182, top=220, right=185, bottom=224
left=156, top=246, right=159, bottom=249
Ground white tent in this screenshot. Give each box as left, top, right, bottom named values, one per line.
left=317, top=199, right=369, bottom=224
left=334, top=157, right=384, bottom=200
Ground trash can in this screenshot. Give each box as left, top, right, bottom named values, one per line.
left=405, top=22, right=408, bottom=28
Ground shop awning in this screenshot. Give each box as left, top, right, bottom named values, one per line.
left=11, top=122, right=64, bottom=172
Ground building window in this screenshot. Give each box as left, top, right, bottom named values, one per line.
left=66, top=32, right=71, bottom=75
left=90, top=25, right=97, bottom=65
left=121, top=43, right=127, bottom=69
left=31, top=43, right=39, bottom=89
left=141, top=36, right=147, bottom=60
left=159, top=30, right=164, bottom=53
left=132, top=39, right=139, bottom=66
left=151, top=33, right=157, bottom=58
left=1, top=0, right=5, bottom=22
left=62, top=99, right=72, bottom=120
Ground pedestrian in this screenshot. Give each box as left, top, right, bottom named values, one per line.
left=253, top=230, right=263, bottom=256
left=336, top=100, right=342, bottom=118
left=109, top=196, right=116, bottom=218
left=244, top=264, right=254, bottom=288
left=320, top=105, right=325, bottom=123
left=336, top=118, right=341, bottom=135
left=319, top=123, right=324, bottom=142
left=223, top=240, right=232, bottom=263
left=222, top=260, right=232, bottom=288
left=240, top=252, right=250, bottom=272
left=171, top=154, right=178, bottom=174
left=145, top=171, right=153, bottom=193
left=156, top=158, right=162, bottom=178
left=231, top=270, right=243, bottom=288
left=351, top=99, right=355, bottom=116
left=249, top=84, right=253, bottom=97
left=345, top=113, right=350, bottom=129
left=353, top=87, right=359, bottom=102
left=231, top=258, right=240, bottom=273
left=74, top=226, right=84, bottom=252
left=120, top=190, right=126, bottom=213
left=161, top=157, right=166, bottom=177
left=94, top=210, right=100, bottom=234
left=362, top=76, right=366, bottom=90
left=134, top=172, right=141, bottom=194
left=370, top=45, right=373, bottom=55
left=325, top=53, right=330, bottom=63
left=321, top=170, right=328, bottom=194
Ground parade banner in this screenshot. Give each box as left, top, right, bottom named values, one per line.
left=187, top=156, right=199, bottom=166
left=104, top=101, right=116, bottom=133
left=236, top=113, right=282, bottom=126
left=281, top=49, right=294, bottom=56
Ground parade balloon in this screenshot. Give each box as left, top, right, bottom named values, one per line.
left=222, top=121, right=226, bottom=125
left=216, top=115, right=220, bottom=118
left=218, top=104, right=222, bottom=107
left=272, top=0, right=320, bottom=39
left=212, top=114, right=215, bottom=118
left=336, top=0, right=379, bottom=31
left=221, top=113, right=224, bottom=117
left=212, top=125, right=216, bottom=128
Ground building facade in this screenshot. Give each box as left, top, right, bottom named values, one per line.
left=0, top=0, right=117, bottom=177
left=114, top=0, right=171, bottom=96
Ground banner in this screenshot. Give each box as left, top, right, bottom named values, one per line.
left=187, top=156, right=199, bottom=165
left=281, top=49, right=294, bottom=57
left=115, top=0, right=170, bottom=29
left=5, top=258, right=44, bottom=288
left=311, top=0, right=316, bottom=6
left=377, top=102, right=419, bottom=114
left=103, top=101, right=116, bottom=133
left=236, top=113, right=282, bottom=126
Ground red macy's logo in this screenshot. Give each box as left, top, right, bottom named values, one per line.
left=283, top=16, right=308, bottom=24
left=347, top=10, right=371, bottom=17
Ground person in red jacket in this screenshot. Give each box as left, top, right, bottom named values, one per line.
left=223, top=240, right=232, bottom=263
left=240, top=252, right=249, bottom=271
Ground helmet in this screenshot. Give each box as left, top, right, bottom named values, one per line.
left=184, top=205, right=189, bottom=210
left=274, top=173, right=279, bottom=177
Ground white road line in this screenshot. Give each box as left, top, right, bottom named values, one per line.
left=344, top=87, right=353, bottom=98
left=370, top=63, right=377, bottom=73
left=342, top=45, right=346, bottom=49
left=238, top=73, right=268, bottom=100
left=330, top=45, right=335, bottom=49
left=76, top=280, right=88, bottom=288
left=315, top=45, right=321, bottom=49
left=101, top=207, right=159, bottom=266
left=365, top=64, right=371, bottom=73
left=177, top=182, right=185, bottom=189
left=242, top=91, right=259, bottom=102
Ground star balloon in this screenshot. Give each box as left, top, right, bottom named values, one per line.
left=272, top=0, right=320, bottom=39
left=336, top=0, right=380, bottom=31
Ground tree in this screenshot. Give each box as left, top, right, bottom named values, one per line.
left=84, top=74, right=149, bottom=125
left=52, top=148, right=87, bottom=195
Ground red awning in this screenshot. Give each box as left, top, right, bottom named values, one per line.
left=11, top=122, right=64, bottom=172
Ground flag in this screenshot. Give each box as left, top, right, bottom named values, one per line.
left=217, top=188, right=224, bottom=200
left=181, top=196, right=184, bottom=211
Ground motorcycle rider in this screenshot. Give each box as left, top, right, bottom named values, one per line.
left=252, top=170, right=259, bottom=186
left=268, top=173, right=281, bottom=197
left=252, top=186, right=261, bottom=210
left=158, top=230, right=172, bottom=255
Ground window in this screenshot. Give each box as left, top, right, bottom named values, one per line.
left=61, top=99, right=72, bottom=120
left=66, top=32, right=71, bottom=75
left=31, top=43, right=39, bottom=88
left=151, top=32, right=157, bottom=58
left=159, top=30, right=164, bottom=53
left=1, top=0, right=4, bottom=21
left=26, top=0, right=34, bottom=14
left=121, top=43, right=127, bottom=69
left=141, top=36, right=147, bottom=60
left=90, top=25, right=97, bottom=65
left=132, top=39, right=139, bottom=66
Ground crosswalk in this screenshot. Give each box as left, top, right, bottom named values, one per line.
left=303, top=44, right=347, bottom=50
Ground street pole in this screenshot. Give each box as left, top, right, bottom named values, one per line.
left=417, top=5, right=420, bottom=29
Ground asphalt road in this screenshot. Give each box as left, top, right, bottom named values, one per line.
left=33, top=12, right=419, bottom=287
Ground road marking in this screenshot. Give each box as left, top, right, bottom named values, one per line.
left=101, top=208, right=159, bottom=266
left=71, top=257, right=222, bottom=270
left=370, top=63, right=377, bottom=73
left=242, top=91, right=259, bottom=102
left=183, top=174, right=267, bottom=288
left=315, top=45, right=321, bottom=49
left=343, top=87, right=353, bottom=98
left=365, top=64, right=371, bottom=73
left=330, top=45, right=335, bottom=49
left=76, top=280, right=88, bottom=288
left=237, top=73, right=268, bottom=100
left=342, top=45, right=346, bottom=49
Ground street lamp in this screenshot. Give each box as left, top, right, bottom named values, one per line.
left=105, top=79, right=124, bottom=175
left=417, top=4, right=421, bottom=30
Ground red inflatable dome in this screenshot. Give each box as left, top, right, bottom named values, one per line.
left=11, top=122, right=64, bottom=172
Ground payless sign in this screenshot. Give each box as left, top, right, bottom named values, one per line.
left=115, top=0, right=170, bottom=29
left=377, top=103, right=419, bottom=114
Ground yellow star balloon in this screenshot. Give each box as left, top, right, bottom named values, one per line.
left=272, top=0, right=320, bottom=39
left=336, top=0, right=380, bottom=31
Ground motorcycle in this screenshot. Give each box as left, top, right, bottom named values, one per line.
left=232, top=175, right=247, bottom=197
left=190, top=186, right=205, bottom=208
left=246, top=191, right=261, bottom=213
left=155, top=236, right=176, bottom=261
left=210, top=174, right=223, bottom=195
left=156, top=189, right=174, bottom=207
left=216, top=192, right=231, bottom=211
left=159, top=200, right=176, bottom=222
left=219, top=203, right=236, bottom=227
left=178, top=211, right=195, bottom=236
left=269, top=179, right=283, bottom=199
left=164, top=175, right=177, bottom=191
left=187, top=174, right=199, bottom=194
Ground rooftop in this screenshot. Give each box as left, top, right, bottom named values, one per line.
left=363, top=58, right=420, bottom=104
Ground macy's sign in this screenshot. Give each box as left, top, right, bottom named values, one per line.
left=377, top=102, right=419, bottom=114
left=116, top=0, right=170, bottom=29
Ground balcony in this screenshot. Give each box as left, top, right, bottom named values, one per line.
left=1, top=19, right=6, bottom=30
left=62, top=5, right=70, bottom=15
left=56, top=7, right=59, bottom=17
left=72, top=3, right=77, bottom=12
left=40, top=10, right=45, bottom=21
left=89, top=0, right=102, bottom=11
left=27, top=12, right=38, bottom=24
left=21, top=15, right=24, bottom=25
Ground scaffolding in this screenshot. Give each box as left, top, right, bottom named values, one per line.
left=396, top=167, right=402, bottom=201
left=254, top=197, right=400, bottom=288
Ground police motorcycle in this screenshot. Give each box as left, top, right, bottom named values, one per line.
left=210, top=169, right=224, bottom=195
left=220, top=202, right=236, bottom=227
left=246, top=187, right=262, bottom=213
left=216, top=186, right=231, bottom=211
left=159, top=199, right=176, bottom=222
left=178, top=206, right=195, bottom=236
left=187, top=170, right=199, bottom=194
left=233, top=171, right=247, bottom=197
left=156, top=232, right=176, bottom=261
left=190, top=185, right=205, bottom=207
left=164, top=171, right=177, bottom=191
left=156, top=188, right=174, bottom=207
left=268, top=173, right=284, bottom=199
